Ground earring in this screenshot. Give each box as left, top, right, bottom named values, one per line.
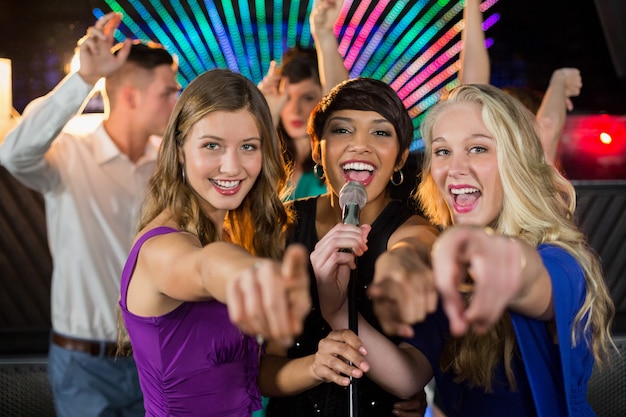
left=313, top=163, right=325, bottom=180
left=390, top=169, right=404, bottom=186
left=181, top=165, right=186, bottom=183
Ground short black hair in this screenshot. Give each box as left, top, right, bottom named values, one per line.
left=309, top=77, right=414, bottom=163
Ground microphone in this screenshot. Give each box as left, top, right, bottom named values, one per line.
left=338, top=181, right=367, bottom=417
left=339, top=181, right=368, bottom=227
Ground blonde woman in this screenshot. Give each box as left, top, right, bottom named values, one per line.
left=370, top=83, right=614, bottom=417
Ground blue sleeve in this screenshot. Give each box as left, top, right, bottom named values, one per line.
left=539, top=244, right=587, bottom=325
left=511, top=244, right=594, bottom=417
left=405, top=302, right=449, bottom=369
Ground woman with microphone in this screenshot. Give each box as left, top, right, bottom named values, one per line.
left=261, top=77, right=439, bottom=417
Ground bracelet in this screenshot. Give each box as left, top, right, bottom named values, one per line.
left=509, top=236, right=527, bottom=273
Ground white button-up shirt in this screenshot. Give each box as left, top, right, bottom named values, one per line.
left=0, top=73, right=157, bottom=342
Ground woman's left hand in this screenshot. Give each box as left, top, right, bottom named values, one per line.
left=393, top=390, right=427, bottom=416
left=369, top=246, right=437, bottom=338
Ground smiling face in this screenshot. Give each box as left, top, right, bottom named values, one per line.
left=320, top=109, right=406, bottom=206
left=180, top=109, right=263, bottom=222
left=280, top=78, right=323, bottom=141
left=429, top=102, right=503, bottom=226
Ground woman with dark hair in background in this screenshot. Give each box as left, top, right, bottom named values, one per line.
left=258, top=0, right=349, bottom=201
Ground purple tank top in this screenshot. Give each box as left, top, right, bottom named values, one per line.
left=120, top=226, right=262, bottom=416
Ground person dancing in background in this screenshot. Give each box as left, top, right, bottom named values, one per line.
left=119, top=68, right=311, bottom=417
left=261, top=77, right=439, bottom=417
left=258, top=0, right=348, bottom=201
left=369, top=83, right=614, bottom=417
left=0, top=12, right=179, bottom=417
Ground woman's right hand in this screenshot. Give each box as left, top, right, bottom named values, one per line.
left=311, top=329, right=370, bottom=386
left=310, top=223, right=371, bottom=319
left=226, top=244, right=311, bottom=347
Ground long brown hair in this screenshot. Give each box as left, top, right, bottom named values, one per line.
left=138, top=68, right=292, bottom=259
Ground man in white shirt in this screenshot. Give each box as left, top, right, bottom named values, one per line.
left=0, top=12, right=179, bottom=417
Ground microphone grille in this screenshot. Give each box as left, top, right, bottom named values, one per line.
left=339, top=181, right=368, bottom=210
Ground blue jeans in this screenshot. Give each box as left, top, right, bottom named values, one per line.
left=48, top=341, right=144, bottom=417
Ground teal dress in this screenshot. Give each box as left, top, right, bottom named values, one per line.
left=284, top=170, right=327, bottom=202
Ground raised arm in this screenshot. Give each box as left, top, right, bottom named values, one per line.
left=0, top=12, right=131, bottom=191
left=257, top=60, right=286, bottom=128
left=458, top=0, right=490, bottom=84
left=310, top=0, right=349, bottom=93
left=535, top=68, right=582, bottom=165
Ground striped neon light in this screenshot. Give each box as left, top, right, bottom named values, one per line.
left=286, top=0, right=301, bottom=49
left=95, top=0, right=499, bottom=147
left=349, top=2, right=404, bottom=75
left=255, top=0, right=271, bottom=73
left=186, top=0, right=227, bottom=68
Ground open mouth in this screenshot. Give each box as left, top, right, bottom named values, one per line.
left=451, top=187, right=481, bottom=208
left=342, top=161, right=375, bottom=183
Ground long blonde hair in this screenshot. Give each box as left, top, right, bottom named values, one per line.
left=416, top=84, right=614, bottom=389
left=139, top=68, right=292, bottom=259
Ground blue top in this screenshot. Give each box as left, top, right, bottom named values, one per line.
left=408, top=244, right=595, bottom=417
left=120, top=226, right=262, bottom=417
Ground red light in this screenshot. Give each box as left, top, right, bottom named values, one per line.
left=599, top=132, right=612, bottom=145
left=558, top=114, right=626, bottom=179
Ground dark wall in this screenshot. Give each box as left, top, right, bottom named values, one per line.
left=574, top=181, right=626, bottom=332
left=594, top=0, right=626, bottom=80
left=0, top=167, right=52, bottom=354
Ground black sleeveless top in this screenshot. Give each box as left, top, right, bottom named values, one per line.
left=266, top=197, right=415, bottom=417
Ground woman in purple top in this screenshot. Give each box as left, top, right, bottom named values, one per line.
left=368, top=84, right=615, bottom=416
left=119, top=68, right=310, bottom=417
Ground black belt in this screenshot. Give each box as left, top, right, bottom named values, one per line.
left=52, top=332, right=125, bottom=357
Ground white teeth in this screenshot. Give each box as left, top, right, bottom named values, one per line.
left=342, top=162, right=374, bottom=171
left=213, top=180, right=240, bottom=189
left=450, top=187, right=479, bottom=195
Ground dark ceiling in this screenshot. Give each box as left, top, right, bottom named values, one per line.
left=1, top=0, right=625, bottom=115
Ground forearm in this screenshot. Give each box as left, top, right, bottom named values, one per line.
left=313, top=30, right=349, bottom=94
left=459, top=0, right=490, bottom=84
left=196, top=241, right=261, bottom=302
left=507, top=239, right=554, bottom=321
left=0, top=73, right=93, bottom=172
left=536, top=73, right=568, bottom=164
left=258, top=353, right=320, bottom=397
left=326, top=310, right=430, bottom=399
